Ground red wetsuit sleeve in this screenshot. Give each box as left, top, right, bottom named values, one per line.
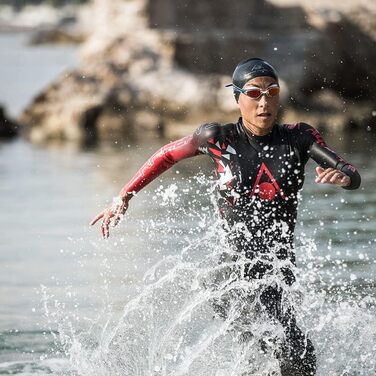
left=119, top=134, right=202, bottom=197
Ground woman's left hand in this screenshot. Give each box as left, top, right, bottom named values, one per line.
left=315, top=167, right=350, bottom=187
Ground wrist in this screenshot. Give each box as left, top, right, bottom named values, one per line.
left=111, top=193, right=132, bottom=211
left=119, top=191, right=134, bottom=201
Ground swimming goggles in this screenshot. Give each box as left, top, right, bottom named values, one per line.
left=226, top=83, right=280, bottom=99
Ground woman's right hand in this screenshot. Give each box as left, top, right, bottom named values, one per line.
left=90, top=194, right=132, bottom=238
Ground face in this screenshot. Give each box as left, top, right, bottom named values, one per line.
left=237, top=76, right=279, bottom=136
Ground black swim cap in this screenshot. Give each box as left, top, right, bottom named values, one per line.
left=227, top=58, right=279, bottom=102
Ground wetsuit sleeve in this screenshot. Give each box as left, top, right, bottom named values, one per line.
left=296, top=123, right=361, bottom=190
left=119, top=124, right=211, bottom=196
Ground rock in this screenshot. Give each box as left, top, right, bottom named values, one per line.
left=147, top=0, right=310, bottom=80
left=19, top=0, right=376, bottom=144
left=20, top=70, right=106, bottom=143
left=0, top=4, right=78, bottom=32
left=0, top=106, right=19, bottom=139
left=301, top=15, right=376, bottom=100
left=29, top=27, right=84, bottom=45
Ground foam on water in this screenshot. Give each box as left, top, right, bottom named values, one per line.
left=40, top=176, right=376, bottom=376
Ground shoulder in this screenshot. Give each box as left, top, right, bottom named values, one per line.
left=193, top=122, right=236, bottom=144
left=281, top=122, right=326, bottom=146
left=281, top=122, right=313, bottom=133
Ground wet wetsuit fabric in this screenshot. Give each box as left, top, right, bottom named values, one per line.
left=120, top=118, right=360, bottom=375
left=121, top=119, right=360, bottom=201
left=121, top=119, right=360, bottom=271
left=119, top=135, right=201, bottom=197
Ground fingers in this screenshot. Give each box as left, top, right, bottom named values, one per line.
left=110, top=213, right=121, bottom=227
left=315, top=167, right=349, bottom=186
left=90, top=211, right=105, bottom=226
left=90, top=208, right=113, bottom=238
left=91, top=202, right=129, bottom=238
left=339, top=175, right=351, bottom=187
left=315, top=166, right=324, bottom=175
left=315, top=167, right=334, bottom=183
left=109, top=202, right=126, bottom=226
left=115, top=202, right=126, bottom=219
left=325, top=170, right=341, bottom=183
left=91, top=196, right=131, bottom=238
left=101, top=213, right=112, bottom=239
left=316, top=168, right=336, bottom=183
left=314, top=166, right=326, bottom=183
left=329, top=171, right=342, bottom=184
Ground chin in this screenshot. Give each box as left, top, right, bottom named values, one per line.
left=256, top=120, right=274, bottom=130
left=261, top=118, right=275, bottom=128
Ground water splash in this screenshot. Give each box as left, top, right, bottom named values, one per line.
left=41, top=176, right=376, bottom=375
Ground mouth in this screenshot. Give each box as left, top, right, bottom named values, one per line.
left=257, top=112, right=271, bottom=118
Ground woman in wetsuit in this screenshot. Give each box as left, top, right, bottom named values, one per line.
left=91, top=58, right=361, bottom=375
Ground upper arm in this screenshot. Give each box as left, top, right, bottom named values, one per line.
left=162, top=122, right=221, bottom=163
left=192, top=123, right=222, bottom=151
left=293, top=122, right=340, bottom=166
left=294, top=122, right=327, bottom=152
left=119, top=124, right=216, bottom=195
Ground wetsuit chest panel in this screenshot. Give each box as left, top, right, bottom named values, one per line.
left=237, top=141, right=292, bottom=200
left=203, top=121, right=307, bottom=231
left=220, top=125, right=304, bottom=202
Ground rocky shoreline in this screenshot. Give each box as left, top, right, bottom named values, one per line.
left=4, top=0, right=376, bottom=144
left=0, top=106, right=19, bottom=139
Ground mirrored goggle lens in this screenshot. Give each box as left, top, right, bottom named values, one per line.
left=267, top=86, right=280, bottom=97
left=245, top=88, right=263, bottom=98
left=245, top=86, right=280, bottom=98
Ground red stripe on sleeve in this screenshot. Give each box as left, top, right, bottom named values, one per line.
left=119, top=135, right=200, bottom=196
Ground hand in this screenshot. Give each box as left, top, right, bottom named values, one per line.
left=90, top=194, right=132, bottom=238
left=315, top=167, right=350, bottom=187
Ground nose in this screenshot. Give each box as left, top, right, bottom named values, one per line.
left=258, top=93, right=268, bottom=107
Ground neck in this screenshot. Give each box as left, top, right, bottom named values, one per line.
left=242, top=118, right=274, bottom=136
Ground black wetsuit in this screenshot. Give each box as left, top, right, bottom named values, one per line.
left=192, top=118, right=360, bottom=375
left=123, top=117, right=360, bottom=375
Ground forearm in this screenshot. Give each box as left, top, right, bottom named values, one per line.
left=119, top=135, right=201, bottom=197
left=309, top=143, right=361, bottom=190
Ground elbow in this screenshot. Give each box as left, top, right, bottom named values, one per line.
left=162, top=150, right=176, bottom=166
left=160, top=148, right=177, bottom=167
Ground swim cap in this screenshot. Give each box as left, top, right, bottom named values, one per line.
left=227, top=58, right=279, bottom=102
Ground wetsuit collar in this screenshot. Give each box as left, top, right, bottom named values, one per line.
left=238, top=117, right=275, bottom=151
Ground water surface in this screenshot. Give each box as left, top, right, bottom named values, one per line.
left=0, top=130, right=375, bottom=375
left=0, top=32, right=78, bottom=116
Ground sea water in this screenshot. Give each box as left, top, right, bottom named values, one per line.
left=1, top=26, right=376, bottom=376
left=0, top=132, right=375, bottom=375
left=0, top=32, right=78, bottom=117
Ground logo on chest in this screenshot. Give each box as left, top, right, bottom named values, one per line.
left=250, top=162, right=286, bottom=201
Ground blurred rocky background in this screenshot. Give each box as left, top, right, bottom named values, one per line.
left=1, top=0, right=375, bottom=145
